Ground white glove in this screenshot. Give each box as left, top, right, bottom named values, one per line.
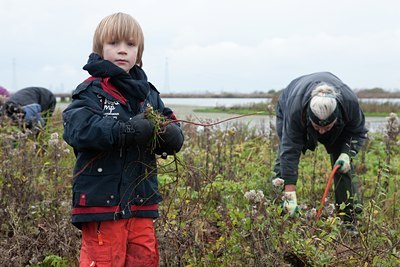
left=283, top=191, right=298, bottom=216
left=335, top=153, right=351, bottom=173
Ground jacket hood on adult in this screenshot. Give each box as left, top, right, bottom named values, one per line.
left=279, top=72, right=359, bottom=127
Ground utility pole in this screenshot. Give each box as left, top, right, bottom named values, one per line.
left=12, top=57, right=17, bottom=91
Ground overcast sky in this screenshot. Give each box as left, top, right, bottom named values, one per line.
left=1, top=0, right=399, bottom=94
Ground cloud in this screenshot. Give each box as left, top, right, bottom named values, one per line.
left=0, top=0, right=399, bottom=93
left=162, top=28, right=400, bottom=92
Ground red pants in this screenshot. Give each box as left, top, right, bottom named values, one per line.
left=79, top=218, right=159, bottom=267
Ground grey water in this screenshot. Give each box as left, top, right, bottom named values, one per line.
left=58, top=98, right=396, bottom=133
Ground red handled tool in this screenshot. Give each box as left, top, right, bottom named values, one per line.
left=315, top=164, right=341, bottom=222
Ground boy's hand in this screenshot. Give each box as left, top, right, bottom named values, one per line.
left=335, top=153, right=351, bottom=173
left=154, top=123, right=184, bottom=155
left=122, top=113, right=154, bottom=146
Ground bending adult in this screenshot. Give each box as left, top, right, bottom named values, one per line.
left=4, top=86, right=56, bottom=129
left=272, top=72, right=368, bottom=230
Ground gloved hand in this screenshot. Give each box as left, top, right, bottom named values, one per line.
left=5, top=102, right=23, bottom=117
left=23, top=104, right=44, bottom=129
left=154, top=122, right=184, bottom=156
left=282, top=191, right=299, bottom=217
left=335, top=153, right=351, bottom=173
left=121, top=113, right=154, bottom=146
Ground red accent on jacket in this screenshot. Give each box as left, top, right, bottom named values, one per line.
left=84, top=77, right=127, bottom=105
left=72, top=204, right=159, bottom=215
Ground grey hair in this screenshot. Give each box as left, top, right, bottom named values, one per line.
left=309, top=83, right=339, bottom=120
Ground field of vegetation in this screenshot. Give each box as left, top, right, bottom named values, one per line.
left=0, top=107, right=399, bottom=266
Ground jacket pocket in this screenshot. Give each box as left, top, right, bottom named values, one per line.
left=80, top=242, right=112, bottom=265
left=73, top=173, right=120, bottom=207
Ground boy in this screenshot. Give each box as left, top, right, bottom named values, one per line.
left=62, top=13, right=184, bottom=266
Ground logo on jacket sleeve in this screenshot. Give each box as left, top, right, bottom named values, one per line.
left=103, top=98, right=120, bottom=119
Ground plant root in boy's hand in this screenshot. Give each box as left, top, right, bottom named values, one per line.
left=144, top=105, right=262, bottom=154
left=144, top=105, right=165, bottom=133
left=144, top=105, right=168, bottom=153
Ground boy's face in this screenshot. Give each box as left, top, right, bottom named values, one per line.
left=103, top=40, right=138, bottom=72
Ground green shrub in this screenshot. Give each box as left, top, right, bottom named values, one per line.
left=1, top=110, right=399, bottom=266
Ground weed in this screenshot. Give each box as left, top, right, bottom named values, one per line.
left=1, top=110, right=400, bottom=266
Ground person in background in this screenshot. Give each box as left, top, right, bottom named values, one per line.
left=3, top=86, right=56, bottom=129
left=0, top=85, right=11, bottom=115
left=62, top=12, right=184, bottom=266
left=0, top=85, right=11, bottom=97
left=272, top=72, right=368, bottom=231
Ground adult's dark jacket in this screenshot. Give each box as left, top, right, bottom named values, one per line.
left=62, top=54, right=184, bottom=229
left=6, top=87, right=56, bottom=114
left=276, top=72, right=368, bottom=185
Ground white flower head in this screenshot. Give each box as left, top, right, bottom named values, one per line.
left=386, top=112, right=398, bottom=123
left=306, top=208, right=317, bottom=220
left=325, top=203, right=336, bottom=215
left=299, top=203, right=308, bottom=210
left=272, top=178, right=285, bottom=187
left=50, top=132, right=59, bottom=140
left=244, top=190, right=265, bottom=203
left=48, top=139, right=59, bottom=147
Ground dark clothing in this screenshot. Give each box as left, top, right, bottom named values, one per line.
left=273, top=72, right=368, bottom=219
left=328, top=152, right=361, bottom=221
left=7, top=87, right=56, bottom=115
left=62, top=54, right=183, bottom=229
left=275, top=72, right=368, bottom=185
left=4, top=87, right=56, bottom=128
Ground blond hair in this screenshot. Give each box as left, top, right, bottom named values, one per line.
left=309, top=83, right=339, bottom=120
left=92, top=13, right=144, bottom=67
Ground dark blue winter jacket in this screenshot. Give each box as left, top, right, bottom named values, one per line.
left=62, top=56, right=183, bottom=228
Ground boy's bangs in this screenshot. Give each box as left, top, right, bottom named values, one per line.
left=101, top=16, right=142, bottom=45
